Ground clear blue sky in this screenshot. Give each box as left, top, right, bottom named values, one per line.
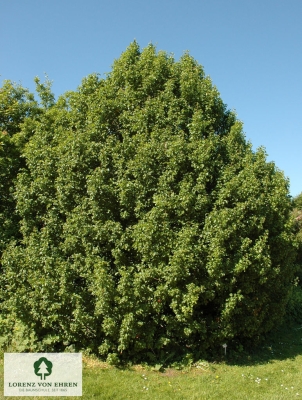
left=1, top=0, right=301, bottom=196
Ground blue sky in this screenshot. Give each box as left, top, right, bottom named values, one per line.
left=1, top=0, right=301, bottom=196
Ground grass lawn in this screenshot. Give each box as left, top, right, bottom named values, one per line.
left=1, top=321, right=302, bottom=399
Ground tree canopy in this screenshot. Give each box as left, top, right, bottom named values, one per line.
left=0, top=42, right=297, bottom=362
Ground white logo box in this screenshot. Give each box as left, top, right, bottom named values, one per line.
left=4, top=353, right=82, bottom=397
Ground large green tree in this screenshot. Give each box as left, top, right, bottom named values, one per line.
left=0, top=43, right=296, bottom=361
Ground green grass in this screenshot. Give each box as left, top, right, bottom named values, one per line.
left=1, top=321, right=302, bottom=399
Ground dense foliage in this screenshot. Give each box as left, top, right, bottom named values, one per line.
left=0, top=43, right=296, bottom=361
left=291, top=192, right=302, bottom=281
left=285, top=194, right=302, bottom=324
left=0, top=81, right=39, bottom=262
left=292, top=192, right=302, bottom=211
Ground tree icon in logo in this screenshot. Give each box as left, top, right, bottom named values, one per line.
left=33, top=357, right=53, bottom=380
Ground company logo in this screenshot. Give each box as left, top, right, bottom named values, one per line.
left=4, top=353, right=82, bottom=396
left=33, top=357, right=53, bottom=380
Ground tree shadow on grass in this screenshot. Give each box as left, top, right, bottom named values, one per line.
left=220, top=320, right=302, bottom=367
